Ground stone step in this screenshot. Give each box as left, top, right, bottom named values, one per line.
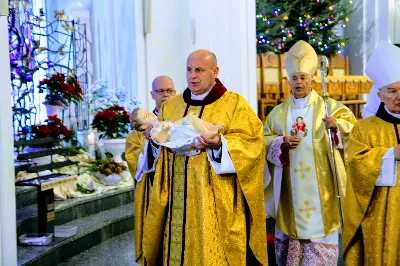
left=18, top=203, right=134, bottom=266
left=16, top=186, right=37, bottom=210
left=17, top=186, right=134, bottom=237
left=59, top=230, right=139, bottom=266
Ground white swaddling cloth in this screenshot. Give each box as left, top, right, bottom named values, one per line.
left=150, top=119, right=201, bottom=156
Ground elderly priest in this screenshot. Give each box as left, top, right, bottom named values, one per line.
left=264, top=40, right=356, bottom=265
left=343, top=41, right=400, bottom=265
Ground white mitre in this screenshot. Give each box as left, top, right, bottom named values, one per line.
left=285, top=40, right=318, bottom=77
left=362, top=41, right=400, bottom=118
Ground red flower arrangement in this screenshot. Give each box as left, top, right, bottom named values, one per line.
left=32, top=115, right=73, bottom=141
left=19, top=115, right=74, bottom=148
left=38, top=72, right=83, bottom=106
left=92, top=106, right=130, bottom=139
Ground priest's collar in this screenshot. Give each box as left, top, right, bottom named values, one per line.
left=183, top=78, right=227, bottom=106
left=190, top=83, right=214, bottom=100
left=288, top=90, right=318, bottom=109
left=292, top=93, right=311, bottom=109
left=376, top=102, right=400, bottom=124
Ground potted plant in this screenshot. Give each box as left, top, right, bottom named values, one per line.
left=21, top=115, right=73, bottom=164
left=91, top=106, right=131, bottom=163
left=86, top=80, right=139, bottom=116
left=38, top=72, right=84, bottom=116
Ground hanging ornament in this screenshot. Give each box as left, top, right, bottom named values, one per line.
left=288, top=33, right=292, bottom=38
left=284, top=15, right=289, bottom=21
left=345, top=17, right=349, bottom=22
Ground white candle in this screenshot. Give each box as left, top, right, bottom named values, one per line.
left=88, top=132, right=95, bottom=159
left=88, top=132, right=95, bottom=145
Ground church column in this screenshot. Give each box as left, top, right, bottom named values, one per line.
left=391, top=0, right=400, bottom=43
left=136, top=0, right=192, bottom=110
left=188, top=0, right=257, bottom=111
left=0, top=1, right=17, bottom=265
left=345, top=0, right=398, bottom=74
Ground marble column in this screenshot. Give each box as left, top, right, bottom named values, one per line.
left=345, top=0, right=400, bottom=74
left=134, top=0, right=258, bottom=112
left=188, top=0, right=258, bottom=111
left=0, top=2, right=17, bottom=265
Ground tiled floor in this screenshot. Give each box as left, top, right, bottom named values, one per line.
left=59, top=228, right=345, bottom=266
left=59, top=231, right=139, bottom=266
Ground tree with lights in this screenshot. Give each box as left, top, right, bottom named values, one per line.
left=256, top=0, right=353, bottom=56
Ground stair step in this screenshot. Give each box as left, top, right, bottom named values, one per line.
left=16, top=187, right=37, bottom=210
left=59, top=230, right=139, bottom=266
left=17, top=186, right=134, bottom=237
left=18, top=203, right=134, bottom=266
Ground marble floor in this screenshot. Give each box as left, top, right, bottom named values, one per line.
left=59, top=231, right=139, bottom=266
left=58, top=229, right=344, bottom=266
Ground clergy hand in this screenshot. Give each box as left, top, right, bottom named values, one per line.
left=322, top=116, right=337, bottom=131
left=193, top=135, right=222, bottom=150
left=395, top=145, right=400, bottom=161
left=144, top=124, right=154, bottom=140
left=283, top=136, right=301, bottom=149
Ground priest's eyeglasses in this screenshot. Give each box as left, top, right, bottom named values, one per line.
left=154, top=89, right=175, bottom=95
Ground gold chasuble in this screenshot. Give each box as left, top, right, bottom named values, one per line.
left=343, top=104, right=400, bottom=266
left=264, top=90, right=356, bottom=239
left=126, top=130, right=146, bottom=176
left=125, top=130, right=150, bottom=264
left=142, top=79, right=268, bottom=265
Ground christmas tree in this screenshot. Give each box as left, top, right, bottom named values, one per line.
left=256, top=0, right=353, bottom=55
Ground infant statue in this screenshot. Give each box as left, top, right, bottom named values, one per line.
left=130, top=108, right=224, bottom=156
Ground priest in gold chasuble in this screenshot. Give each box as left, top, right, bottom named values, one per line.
left=343, top=42, right=400, bottom=266
left=126, top=76, right=176, bottom=264
left=140, top=50, right=268, bottom=265
left=125, top=129, right=148, bottom=264
left=264, top=40, right=356, bottom=266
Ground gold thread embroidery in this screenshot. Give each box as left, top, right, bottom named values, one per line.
left=298, top=200, right=317, bottom=219
left=294, top=161, right=312, bottom=179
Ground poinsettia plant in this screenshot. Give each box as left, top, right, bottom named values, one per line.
left=91, top=106, right=130, bottom=139
left=19, top=115, right=73, bottom=147
left=31, top=115, right=73, bottom=141
left=38, top=72, right=84, bottom=106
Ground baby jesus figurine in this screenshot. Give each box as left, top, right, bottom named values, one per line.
left=130, top=108, right=224, bottom=156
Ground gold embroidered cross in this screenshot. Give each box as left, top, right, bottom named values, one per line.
left=294, top=161, right=312, bottom=179
left=298, top=200, right=317, bottom=219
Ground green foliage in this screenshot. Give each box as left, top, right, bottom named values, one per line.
left=256, top=0, right=354, bottom=55
left=76, top=183, right=95, bottom=194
